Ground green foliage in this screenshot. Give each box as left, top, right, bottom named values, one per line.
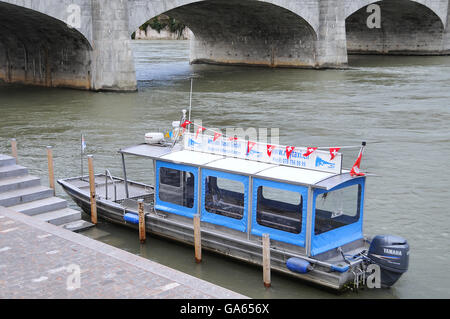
left=138, top=14, right=186, bottom=37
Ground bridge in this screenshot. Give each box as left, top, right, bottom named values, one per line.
left=0, top=0, right=449, bottom=91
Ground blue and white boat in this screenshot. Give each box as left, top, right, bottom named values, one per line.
left=59, top=112, right=410, bottom=291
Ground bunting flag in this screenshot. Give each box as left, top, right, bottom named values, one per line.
left=195, top=126, right=206, bottom=139
left=228, top=136, right=238, bottom=141
left=350, top=145, right=365, bottom=177
left=303, top=147, right=317, bottom=157
left=329, top=147, right=341, bottom=161
left=247, top=141, right=257, bottom=156
left=286, top=146, right=295, bottom=160
left=180, top=120, right=192, bottom=128
left=267, top=144, right=275, bottom=157
left=213, top=132, right=222, bottom=142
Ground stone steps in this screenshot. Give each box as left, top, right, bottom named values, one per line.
left=0, top=164, right=28, bottom=179
left=0, top=185, right=54, bottom=207
left=34, top=208, right=81, bottom=226
left=0, top=154, right=17, bottom=167
left=9, top=196, right=67, bottom=216
left=0, top=175, right=41, bottom=193
left=0, top=153, right=94, bottom=232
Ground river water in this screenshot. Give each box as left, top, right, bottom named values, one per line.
left=1, top=40, right=449, bottom=298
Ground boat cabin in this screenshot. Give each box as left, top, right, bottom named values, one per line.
left=119, top=138, right=365, bottom=258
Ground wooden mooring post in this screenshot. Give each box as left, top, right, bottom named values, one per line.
left=46, top=146, right=55, bottom=195
left=11, top=138, right=18, bottom=163
left=138, top=199, right=146, bottom=244
left=193, top=214, right=202, bottom=263
left=87, top=155, right=97, bottom=225
left=262, top=233, right=271, bottom=288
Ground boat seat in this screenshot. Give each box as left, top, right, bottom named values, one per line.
left=257, top=209, right=301, bottom=234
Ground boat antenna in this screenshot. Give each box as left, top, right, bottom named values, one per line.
left=188, top=77, right=193, bottom=132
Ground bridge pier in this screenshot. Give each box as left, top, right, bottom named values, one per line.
left=91, top=0, right=137, bottom=91
left=315, top=0, right=348, bottom=68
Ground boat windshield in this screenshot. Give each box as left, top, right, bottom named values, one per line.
left=314, top=184, right=361, bottom=235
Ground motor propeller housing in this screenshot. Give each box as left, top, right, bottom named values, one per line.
left=367, top=235, right=410, bottom=287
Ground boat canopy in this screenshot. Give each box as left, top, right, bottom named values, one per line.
left=119, top=144, right=356, bottom=191
left=120, top=141, right=365, bottom=257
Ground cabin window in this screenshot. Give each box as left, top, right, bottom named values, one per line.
left=204, top=176, right=244, bottom=220
left=256, top=186, right=302, bottom=234
left=314, top=184, right=361, bottom=235
left=159, top=167, right=195, bottom=208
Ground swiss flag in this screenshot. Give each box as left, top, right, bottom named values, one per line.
left=286, top=146, right=295, bottom=160
left=350, top=146, right=365, bottom=177
left=329, top=147, right=341, bottom=161
left=195, top=126, right=206, bottom=139
left=213, top=132, right=222, bottom=142
left=180, top=120, right=192, bottom=128
left=303, top=147, right=317, bottom=157
left=247, top=141, right=257, bottom=155
left=267, top=145, right=275, bottom=157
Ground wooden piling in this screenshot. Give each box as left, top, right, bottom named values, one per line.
left=46, top=146, right=55, bottom=195
left=87, top=155, right=97, bottom=225
left=262, top=233, right=271, bottom=288
left=138, top=199, right=146, bottom=244
left=193, top=214, right=202, bottom=263
left=11, top=139, right=18, bottom=163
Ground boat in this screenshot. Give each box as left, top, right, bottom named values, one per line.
left=58, top=110, right=410, bottom=291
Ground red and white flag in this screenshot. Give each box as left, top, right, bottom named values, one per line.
left=350, top=145, right=365, bottom=177
left=213, top=132, right=222, bottom=142
left=180, top=120, right=192, bottom=128
left=329, top=147, right=341, bottom=161
left=247, top=141, right=257, bottom=155
left=195, top=126, right=206, bottom=139
left=303, top=147, right=317, bottom=157
left=267, top=144, right=275, bottom=157
left=228, top=136, right=238, bottom=141
left=286, top=146, right=295, bottom=160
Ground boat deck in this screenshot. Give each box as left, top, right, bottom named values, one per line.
left=67, top=176, right=154, bottom=203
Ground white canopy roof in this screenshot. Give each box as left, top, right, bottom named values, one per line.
left=119, top=144, right=360, bottom=189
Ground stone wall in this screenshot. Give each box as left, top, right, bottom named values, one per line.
left=168, top=0, right=319, bottom=68
left=346, top=0, right=448, bottom=54
left=0, top=2, right=92, bottom=89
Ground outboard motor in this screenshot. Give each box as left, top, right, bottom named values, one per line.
left=367, top=235, right=410, bottom=287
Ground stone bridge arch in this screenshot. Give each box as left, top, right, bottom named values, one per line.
left=128, top=0, right=319, bottom=36
left=128, top=0, right=320, bottom=68
left=345, top=0, right=450, bottom=54
left=0, top=1, right=93, bottom=89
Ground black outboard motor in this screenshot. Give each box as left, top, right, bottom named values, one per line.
left=367, top=235, right=410, bottom=287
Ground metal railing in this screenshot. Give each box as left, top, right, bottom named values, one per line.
left=105, top=169, right=117, bottom=202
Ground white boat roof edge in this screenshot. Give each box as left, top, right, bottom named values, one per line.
left=119, top=144, right=363, bottom=190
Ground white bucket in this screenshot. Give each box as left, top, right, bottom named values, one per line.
left=145, top=132, right=164, bottom=144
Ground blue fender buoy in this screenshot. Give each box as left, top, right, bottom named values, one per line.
left=286, top=257, right=312, bottom=274
left=124, top=212, right=139, bottom=224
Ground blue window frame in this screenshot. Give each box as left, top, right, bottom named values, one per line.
left=201, top=169, right=249, bottom=232
left=155, top=161, right=198, bottom=218
left=251, top=178, right=308, bottom=247
left=310, top=178, right=365, bottom=256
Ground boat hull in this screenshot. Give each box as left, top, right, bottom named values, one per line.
left=59, top=179, right=362, bottom=291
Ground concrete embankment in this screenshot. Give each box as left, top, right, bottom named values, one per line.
left=0, top=206, right=247, bottom=299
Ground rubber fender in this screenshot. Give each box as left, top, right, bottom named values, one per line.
left=124, top=212, right=139, bottom=224
left=286, top=257, right=312, bottom=274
